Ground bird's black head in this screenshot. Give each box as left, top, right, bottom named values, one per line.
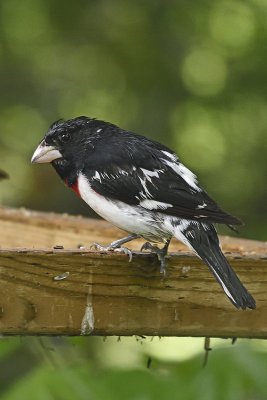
left=31, top=116, right=102, bottom=185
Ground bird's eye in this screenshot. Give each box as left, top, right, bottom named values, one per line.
left=60, top=133, right=70, bottom=143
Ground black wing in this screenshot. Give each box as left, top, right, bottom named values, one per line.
left=83, top=131, right=242, bottom=226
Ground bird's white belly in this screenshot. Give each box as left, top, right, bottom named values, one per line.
left=77, top=173, right=170, bottom=241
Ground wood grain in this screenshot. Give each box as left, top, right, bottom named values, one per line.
left=0, top=207, right=266, bottom=337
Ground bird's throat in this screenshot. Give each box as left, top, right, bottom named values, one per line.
left=64, top=178, right=81, bottom=198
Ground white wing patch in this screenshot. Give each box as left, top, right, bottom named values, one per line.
left=162, top=158, right=201, bottom=192
left=140, top=168, right=163, bottom=182
left=140, top=199, right=173, bottom=210
left=138, top=176, right=152, bottom=197
left=161, top=150, right=178, bottom=162
left=138, top=168, right=165, bottom=199
left=93, top=171, right=101, bottom=181
left=197, top=202, right=207, bottom=209
left=118, top=168, right=129, bottom=176
left=92, top=168, right=130, bottom=182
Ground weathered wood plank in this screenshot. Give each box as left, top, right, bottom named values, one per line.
left=0, top=248, right=266, bottom=337
left=0, top=207, right=266, bottom=337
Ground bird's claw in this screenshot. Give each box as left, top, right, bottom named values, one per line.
left=159, top=260, right=166, bottom=277
left=140, top=242, right=167, bottom=277
left=90, top=243, right=133, bottom=262
left=141, top=242, right=155, bottom=252
left=114, top=247, right=133, bottom=262
left=90, top=243, right=108, bottom=251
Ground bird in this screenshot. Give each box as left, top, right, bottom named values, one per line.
left=31, top=116, right=256, bottom=310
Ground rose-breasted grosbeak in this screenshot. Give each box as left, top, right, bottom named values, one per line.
left=31, top=117, right=255, bottom=310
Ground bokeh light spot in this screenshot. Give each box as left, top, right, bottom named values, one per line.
left=58, top=89, right=138, bottom=128
left=181, top=48, right=227, bottom=96
left=1, top=0, right=51, bottom=56
left=171, top=103, right=226, bottom=172
left=209, top=1, right=255, bottom=54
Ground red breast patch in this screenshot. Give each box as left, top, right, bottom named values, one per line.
left=71, top=181, right=81, bottom=197
left=64, top=179, right=81, bottom=198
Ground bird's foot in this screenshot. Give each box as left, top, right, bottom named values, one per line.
left=90, top=243, right=133, bottom=262
left=141, top=242, right=168, bottom=277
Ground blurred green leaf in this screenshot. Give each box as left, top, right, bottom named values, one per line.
left=1, top=343, right=267, bottom=400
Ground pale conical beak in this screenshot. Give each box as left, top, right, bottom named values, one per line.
left=31, top=140, right=63, bottom=164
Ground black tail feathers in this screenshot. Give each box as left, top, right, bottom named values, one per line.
left=198, top=244, right=255, bottom=309
left=178, top=222, right=255, bottom=310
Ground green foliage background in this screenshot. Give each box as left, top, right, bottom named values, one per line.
left=0, top=0, right=266, bottom=398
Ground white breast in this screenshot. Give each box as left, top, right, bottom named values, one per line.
left=77, top=173, right=168, bottom=242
